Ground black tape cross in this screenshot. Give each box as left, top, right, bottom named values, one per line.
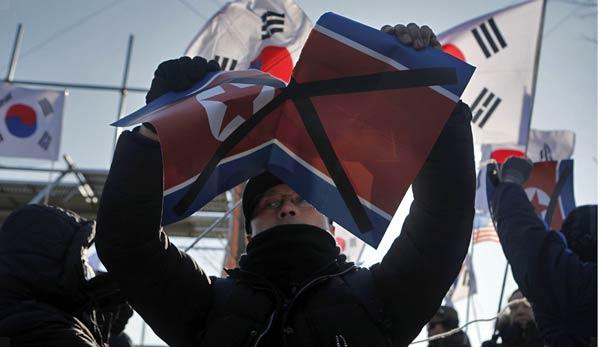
left=544, top=164, right=573, bottom=228
left=174, top=68, right=457, bottom=233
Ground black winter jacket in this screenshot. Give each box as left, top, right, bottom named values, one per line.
left=0, top=205, right=100, bottom=346
left=96, top=101, right=475, bottom=347
left=490, top=183, right=597, bottom=346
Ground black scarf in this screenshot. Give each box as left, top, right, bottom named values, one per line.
left=238, top=224, right=347, bottom=295
left=500, top=321, right=544, bottom=347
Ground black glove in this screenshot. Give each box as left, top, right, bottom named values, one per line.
left=380, top=23, right=441, bottom=50
left=488, top=156, right=533, bottom=187
left=145, top=56, right=221, bottom=104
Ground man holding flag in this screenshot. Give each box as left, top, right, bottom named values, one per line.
left=96, top=22, right=475, bottom=347
left=488, top=157, right=597, bottom=346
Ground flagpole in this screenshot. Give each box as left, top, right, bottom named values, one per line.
left=43, top=160, right=56, bottom=205
left=494, top=262, right=510, bottom=325
left=472, top=295, right=482, bottom=345
left=524, top=0, right=549, bottom=150
left=492, top=2, right=546, bottom=334
left=464, top=238, right=476, bottom=333
left=5, top=23, right=23, bottom=83
left=113, top=35, right=134, bottom=151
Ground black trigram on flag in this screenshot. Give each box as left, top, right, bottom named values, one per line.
left=38, top=98, right=53, bottom=116
left=540, top=143, right=553, bottom=161
left=38, top=131, right=52, bottom=151
left=261, top=11, right=285, bottom=39
left=214, top=55, right=238, bottom=71
left=471, top=17, right=507, bottom=58
left=471, top=88, right=502, bottom=128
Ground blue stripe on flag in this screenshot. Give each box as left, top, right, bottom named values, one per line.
left=113, top=71, right=223, bottom=127
left=163, top=142, right=390, bottom=247
left=558, top=159, right=576, bottom=217
left=316, top=12, right=475, bottom=98
left=113, top=71, right=286, bottom=127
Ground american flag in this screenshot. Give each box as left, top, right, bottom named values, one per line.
left=472, top=225, right=499, bottom=244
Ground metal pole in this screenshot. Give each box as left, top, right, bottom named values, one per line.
left=29, top=170, right=69, bottom=204
left=113, top=35, right=134, bottom=150
left=44, top=161, right=56, bottom=205
left=524, top=0, right=549, bottom=149
left=184, top=200, right=242, bottom=252
left=492, top=261, right=510, bottom=338
left=8, top=78, right=148, bottom=93
left=140, top=321, right=146, bottom=347
left=465, top=238, right=476, bottom=333
left=0, top=164, right=66, bottom=173
left=6, top=24, right=24, bottom=82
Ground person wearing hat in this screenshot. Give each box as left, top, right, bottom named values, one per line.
left=96, top=23, right=475, bottom=347
left=0, top=205, right=131, bottom=346
left=426, top=306, right=471, bottom=347
left=487, top=157, right=597, bottom=346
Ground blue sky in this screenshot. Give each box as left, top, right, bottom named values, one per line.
left=0, top=0, right=596, bottom=345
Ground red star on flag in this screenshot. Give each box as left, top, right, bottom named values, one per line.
left=205, top=83, right=264, bottom=136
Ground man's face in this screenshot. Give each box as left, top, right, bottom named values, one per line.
left=427, top=321, right=447, bottom=337
left=250, top=184, right=333, bottom=236
left=508, top=291, right=535, bottom=328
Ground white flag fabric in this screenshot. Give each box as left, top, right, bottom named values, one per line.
left=185, top=0, right=312, bottom=83
left=479, top=128, right=574, bottom=164
left=333, top=223, right=366, bottom=264
left=438, top=0, right=545, bottom=145
left=0, top=84, right=65, bottom=160
left=527, top=129, right=575, bottom=161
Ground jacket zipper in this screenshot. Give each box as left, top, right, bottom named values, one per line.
left=290, top=265, right=357, bottom=308
left=240, top=265, right=357, bottom=347
left=253, top=309, right=277, bottom=347
left=277, top=266, right=357, bottom=346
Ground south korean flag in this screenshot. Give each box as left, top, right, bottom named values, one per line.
left=0, top=83, right=65, bottom=160
left=438, top=0, right=545, bottom=145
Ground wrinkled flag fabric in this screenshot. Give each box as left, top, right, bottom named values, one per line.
left=438, top=0, right=544, bottom=145
left=115, top=12, right=475, bottom=247
left=185, top=0, right=312, bottom=83
left=483, top=160, right=576, bottom=230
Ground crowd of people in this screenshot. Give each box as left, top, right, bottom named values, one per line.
left=0, top=21, right=596, bottom=347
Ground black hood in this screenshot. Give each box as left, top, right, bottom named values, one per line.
left=0, top=204, right=95, bottom=309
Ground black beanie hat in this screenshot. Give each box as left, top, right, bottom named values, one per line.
left=242, top=171, right=283, bottom=234
left=561, top=205, right=597, bottom=262
left=429, top=305, right=459, bottom=329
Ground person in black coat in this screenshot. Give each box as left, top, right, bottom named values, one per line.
left=0, top=205, right=131, bottom=347
left=427, top=305, right=471, bottom=347
left=487, top=157, right=597, bottom=346
left=481, top=290, right=544, bottom=347
left=96, top=23, right=476, bottom=347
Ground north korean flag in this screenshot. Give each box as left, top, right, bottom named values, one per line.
left=522, top=160, right=576, bottom=230
left=116, top=13, right=475, bottom=247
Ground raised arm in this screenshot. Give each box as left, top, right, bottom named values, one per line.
left=370, top=97, right=475, bottom=344
left=490, top=176, right=597, bottom=344
left=95, top=57, right=220, bottom=347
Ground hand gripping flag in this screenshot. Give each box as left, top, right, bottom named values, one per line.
left=483, top=160, right=576, bottom=230
left=0, top=83, right=65, bottom=160
left=185, top=0, right=312, bottom=83
left=438, top=0, right=545, bottom=145
left=115, top=13, right=475, bottom=248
